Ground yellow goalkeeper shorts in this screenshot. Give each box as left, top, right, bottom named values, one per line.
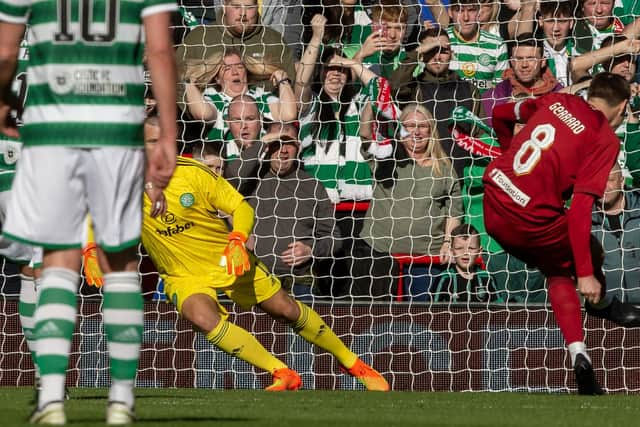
left=164, top=253, right=282, bottom=320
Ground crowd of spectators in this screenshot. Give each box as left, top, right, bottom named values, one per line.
left=143, top=0, right=640, bottom=303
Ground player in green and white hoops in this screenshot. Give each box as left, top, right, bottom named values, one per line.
left=0, top=0, right=178, bottom=424
left=0, top=31, right=45, bottom=390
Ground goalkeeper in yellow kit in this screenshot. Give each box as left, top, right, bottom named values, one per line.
left=141, top=122, right=389, bottom=391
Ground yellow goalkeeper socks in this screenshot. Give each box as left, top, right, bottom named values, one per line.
left=206, top=320, right=287, bottom=373
left=291, top=300, right=358, bottom=368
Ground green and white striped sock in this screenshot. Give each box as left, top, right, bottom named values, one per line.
left=35, top=268, right=80, bottom=408
left=19, top=274, right=38, bottom=370
left=103, top=272, right=142, bottom=408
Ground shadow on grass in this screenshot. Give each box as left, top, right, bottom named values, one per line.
left=72, top=393, right=210, bottom=401
left=68, top=395, right=105, bottom=400
left=140, top=417, right=254, bottom=423
left=72, top=416, right=253, bottom=424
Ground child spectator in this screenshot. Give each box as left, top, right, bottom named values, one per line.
left=534, top=0, right=577, bottom=86
left=431, top=224, right=502, bottom=303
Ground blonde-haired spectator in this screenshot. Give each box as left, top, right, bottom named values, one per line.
left=353, top=103, right=463, bottom=300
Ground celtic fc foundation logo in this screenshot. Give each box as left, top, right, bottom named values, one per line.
left=179, top=193, right=195, bottom=207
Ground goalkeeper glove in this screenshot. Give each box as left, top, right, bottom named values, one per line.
left=223, top=231, right=251, bottom=276
left=82, top=242, right=104, bottom=288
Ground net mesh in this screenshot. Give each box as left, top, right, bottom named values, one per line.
left=2, top=0, right=640, bottom=392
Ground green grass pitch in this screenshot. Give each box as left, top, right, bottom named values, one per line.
left=1, top=388, right=638, bottom=426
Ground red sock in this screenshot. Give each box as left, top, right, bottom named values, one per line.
left=548, top=276, right=584, bottom=344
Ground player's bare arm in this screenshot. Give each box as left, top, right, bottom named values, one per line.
left=144, top=11, right=177, bottom=191
left=0, top=22, right=25, bottom=139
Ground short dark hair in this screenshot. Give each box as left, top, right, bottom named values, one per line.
left=420, top=27, right=449, bottom=41
left=509, top=33, right=543, bottom=57
left=451, top=224, right=480, bottom=239
left=449, top=0, right=480, bottom=10
left=588, top=72, right=631, bottom=107
left=419, top=27, right=451, bottom=62
left=264, top=134, right=300, bottom=156
left=538, top=0, right=576, bottom=18
left=191, top=141, right=222, bottom=160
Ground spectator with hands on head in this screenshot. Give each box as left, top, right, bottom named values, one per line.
left=182, top=49, right=296, bottom=143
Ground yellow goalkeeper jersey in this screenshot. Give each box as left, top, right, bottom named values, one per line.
left=141, top=156, right=253, bottom=287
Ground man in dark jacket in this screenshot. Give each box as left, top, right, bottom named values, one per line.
left=253, top=134, right=341, bottom=298
left=390, top=27, right=483, bottom=178
left=225, top=131, right=341, bottom=298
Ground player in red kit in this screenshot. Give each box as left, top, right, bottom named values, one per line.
left=483, top=72, right=640, bottom=395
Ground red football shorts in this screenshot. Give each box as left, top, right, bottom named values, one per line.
left=483, top=194, right=604, bottom=279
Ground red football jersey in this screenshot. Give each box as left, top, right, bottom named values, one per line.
left=483, top=93, right=619, bottom=225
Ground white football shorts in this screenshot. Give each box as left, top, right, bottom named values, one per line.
left=0, top=189, right=40, bottom=264
left=4, top=146, right=144, bottom=252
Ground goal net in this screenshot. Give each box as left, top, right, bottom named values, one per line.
left=2, top=0, right=640, bottom=393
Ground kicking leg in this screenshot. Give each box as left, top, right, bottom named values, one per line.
left=259, top=289, right=390, bottom=391
left=548, top=275, right=603, bottom=395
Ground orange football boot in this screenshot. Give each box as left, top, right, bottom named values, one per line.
left=265, top=368, right=302, bottom=391
left=343, top=359, right=390, bottom=391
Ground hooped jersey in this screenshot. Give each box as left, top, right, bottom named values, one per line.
left=0, top=37, right=28, bottom=192
left=0, top=0, right=176, bottom=148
